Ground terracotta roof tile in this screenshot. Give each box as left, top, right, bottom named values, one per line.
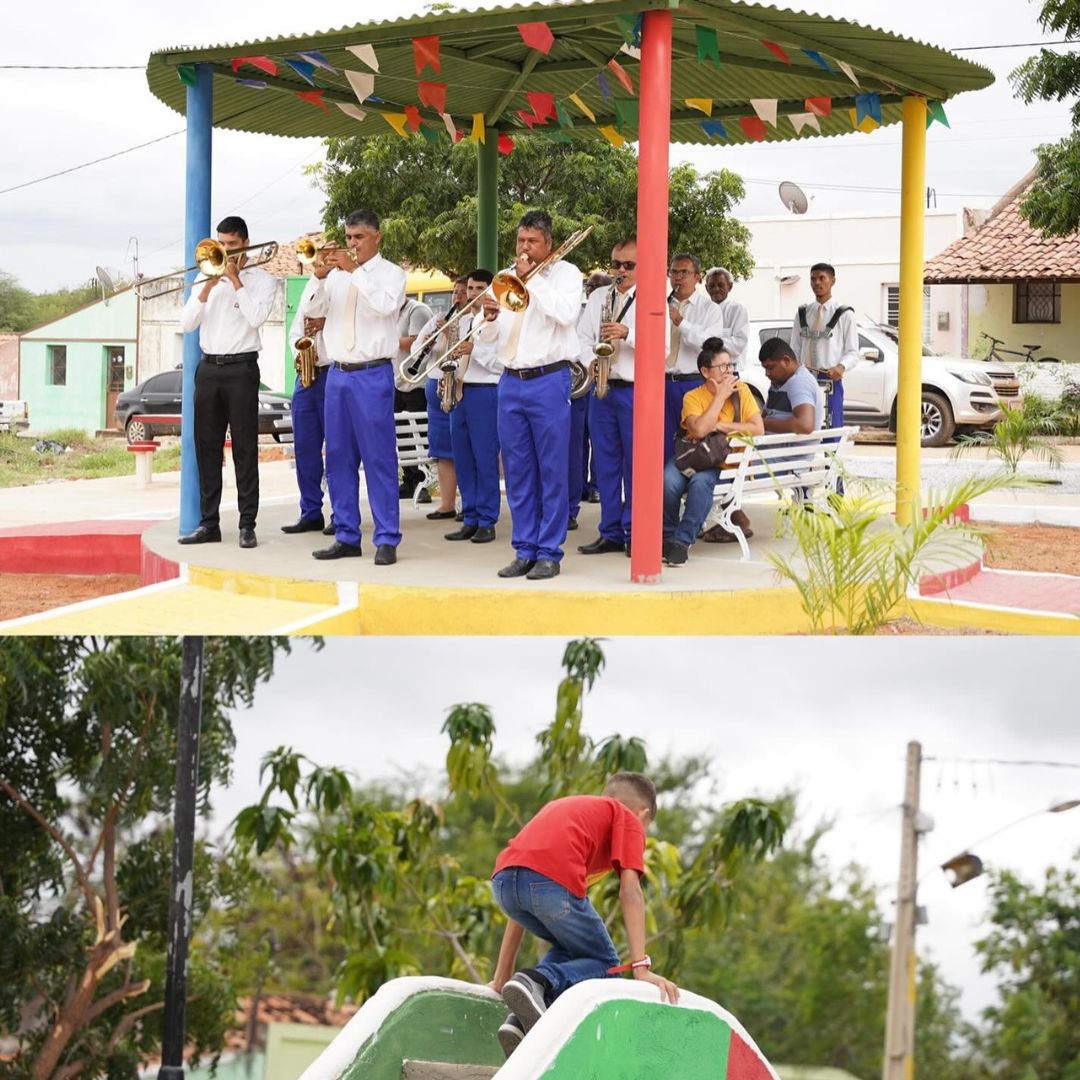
left=925, top=171, right=1080, bottom=283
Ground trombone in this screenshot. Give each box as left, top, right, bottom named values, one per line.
left=397, top=225, right=593, bottom=386
left=134, top=238, right=279, bottom=298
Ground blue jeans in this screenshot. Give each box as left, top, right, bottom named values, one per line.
left=663, top=458, right=721, bottom=547
left=491, top=867, right=620, bottom=1003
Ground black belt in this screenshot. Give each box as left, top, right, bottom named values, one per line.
left=666, top=372, right=702, bottom=383
left=203, top=351, right=258, bottom=365
left=606, top=378, right=633, bottom=389
left=333, top=358, right=392, bottom=372
left=462, top=382, right=498, bottom=390
left=503, top=360, right=569, bottom=380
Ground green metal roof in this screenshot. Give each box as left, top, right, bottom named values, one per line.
left=145, top=0, right=993, bottom=146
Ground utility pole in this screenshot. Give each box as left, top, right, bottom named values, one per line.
left=883, top=740, right=921, bottom=1080
left=159, top=637, right=204, bottom=1080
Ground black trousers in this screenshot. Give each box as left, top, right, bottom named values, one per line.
left=194, top=357, right=260, bottom=529
left=394, top=385, right=427, bottom=493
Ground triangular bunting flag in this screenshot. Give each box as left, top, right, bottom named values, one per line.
left=471, top=113, right=486, bottom=142
left=614, top=13, right=643, bottom=47
left=382, top=113, right=410, bottom=138
left=441, top=112, right=457, bottom=139
left=527, top=91, right=556, bottom=122
left=596, top=72, right=611, bottom=101
left=695, top=25, right=720, bottom=67
left=236, top=78, right=266, bottom=90
left=607, top=58, right=635, bottom=95
left=788, top=111, right=821, bottom=135
left=597, top=125, right=625, bottom=147
left=413, top=35, right=440, bottom=75
left=805, top=96, right=832, bottom=118
left=761, top=41, right=791, bottom=64
left=701, top=118, right=728, bottom=139
left=232, top=56, right=278, bottom=77
left=620, top=44, right=642, bottom=61
left=838, top=60, right=860, bottom=86
left=516, top=109, right=541, bottom=129
left=284, top=59, right=317, bottom=86
left=497, top=132, right=515, bottom=155
left=178, top=64, right=198, bottom=87
left=739, top=115, right=767, bottom=142
left=418, top=81, right=448, bottom=114
left=297, top=50, right=336, bottom=73
left=569, top=93, right=595, bottom=122
left=801, top=49, right=831, bottom=74
left=344, top=70, right=375, bottom=105
left=685, top=98, right=713, bottom=116
left=847, top=107, right=879, bottom=133
left=419, top=124, right=441, bottom=145
left=403, top=105, right=423, bottom=132
left=517, top=21, right=555, bottom=54
left=453, top=129, right=465, bottom=144
left=555, top=101, right=574, bottom=128
left=855, top=92, right=882, bottom=125
left=347, top=44, right=379, bottom=72
left=927, top=100, right=950, bottom=128
left=614, top=98, right=639, bottom=133
left=296, top=89, right=329, bottom=111
left=750, top=99, right=779, bottom=127
left=335, top=102, right=367, bottom=122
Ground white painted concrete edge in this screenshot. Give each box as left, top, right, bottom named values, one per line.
left=271, top=581, right=360, bottom=635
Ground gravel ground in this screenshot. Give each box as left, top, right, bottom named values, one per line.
left=844, top=454, right=1080, bottom=494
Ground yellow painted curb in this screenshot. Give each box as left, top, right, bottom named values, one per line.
left=187, top=565, right=341, bottom=605
left=908, top=598, right=1080, bottom=636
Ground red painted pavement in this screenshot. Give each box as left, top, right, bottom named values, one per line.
left=0, top=520, right=159, bottom=576
left=932, top=567, right=1080, bottom=615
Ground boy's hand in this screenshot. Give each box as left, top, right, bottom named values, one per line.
left=487, top=975, right=509, bottom=994
left=633, top=967, right=680, bottom=1004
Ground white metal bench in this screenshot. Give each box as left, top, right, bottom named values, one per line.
left=703, top=425, right=860, bottom=560
left=394, top=410, right=438, bottom=506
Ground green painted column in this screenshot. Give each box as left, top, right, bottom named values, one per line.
left=476, top=128, right=499, bottom=272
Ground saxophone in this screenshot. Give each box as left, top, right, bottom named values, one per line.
left=592, top=283, right=619, bottom=400
left=437, top=314, right=465, bottom=413
left=294, top=335, right=317, bottom=388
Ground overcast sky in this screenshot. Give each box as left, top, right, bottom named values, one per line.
left=206, top=636, right=1080, bottom=1025
left=2, top=1, right=1074, bottom=292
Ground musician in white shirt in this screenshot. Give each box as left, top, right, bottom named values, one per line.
left=704, top=267, right=750, bottom=371
left=477, top=210, right=582, bottom=580
left=178, top=215, right=276, bottom=549
left=665, top=253, right=726, bottom=455
left=298, top=209, right=406, bottom=565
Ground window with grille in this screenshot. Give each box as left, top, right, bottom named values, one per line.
left=885, top=286, right=932, bottom=344
left=1014, top=280, right=1060, bottom=324
left=47, top=345, right=67, bottom=387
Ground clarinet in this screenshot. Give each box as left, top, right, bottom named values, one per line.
left=406, top=303, right=458, bottom=378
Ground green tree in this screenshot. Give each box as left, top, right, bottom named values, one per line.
left=0, top=636, right=296, bottom=1080
left=0, top=270, right=37, bottom=332
left=1010, top=1, right=1080, bottom=235
left=312, top=134, right=753, bottom=277
left=973, top=859, right=1080, bottom=1079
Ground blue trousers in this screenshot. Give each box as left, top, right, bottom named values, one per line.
left=663, top=458, right=722, bottom=547
left=664, top=376, right=704, bottom=460
left=292, top=369, right=329, bottom=522
left=450, top=384, right=501, bottom=528
left=568, top=393, right=588, bottom=520
left=425, top=379, right=454, bottom=460
left=588, top=385, right=635, bottom=544
left=497, top=367, right=571, bottom=562
left=324, top=363, right=400, bottom=548
left=491, top=867, right=619, bottom=1004
left=819, top=375, right=844, bottom=429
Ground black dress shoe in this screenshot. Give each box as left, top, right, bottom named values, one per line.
left=417, top=489, right=432, bottom=505
left=426, top=509, right=457, bottom=520
left=374, top=544, right=397, bottom=565
left=322, top=523, right=336, bottom=536
left=471, top=526, right=496, bottom=544
left=567, top=516, right=578, bottom=531
left=238, top=527, right=257, bottom=549
left=498, top=557, right=536, bottom=578
left=446, top=525, right=478, bottom=541
left=526, top=559, right=560, bottom=580
left=455, top=511, right=465, bottom=522
left=585, top=489, right=601, bottom=504
left=178, top=525, right=221, bottom=545
left=281, top=516, right=324, bottom=534
left=577, top=536, right=625, bottom=555
left=313, top=541, right=362, bottom=560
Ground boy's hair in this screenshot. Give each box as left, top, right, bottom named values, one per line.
left=216, top=215, right=248, bottom=240
left=468, top=267, right=495, bottom=284
left=603, top=772, right=657, bottom=820
left=810, top=261, right=836, bottom=277
left=759, top=335, right=797, bottom=363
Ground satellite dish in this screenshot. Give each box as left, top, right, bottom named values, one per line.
left=779, top=181, right=810, bottom=214
left=96, top=266, right=119, bottom=295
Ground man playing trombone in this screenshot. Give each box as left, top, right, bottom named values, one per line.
left=178, top=215, right=276, bottom=549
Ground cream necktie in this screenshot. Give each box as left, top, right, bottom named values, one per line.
left=666, top=299, right=686, bottom=370
left=499, top=309, right=526, bottom=365
left=342, top=282, right=359, bottom=353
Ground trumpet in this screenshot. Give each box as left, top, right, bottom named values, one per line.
left=398, top=226, right=593, bottom=386
left=134, top=238, right=279, bottom=298
left=296, top=238, right=360, bottom=270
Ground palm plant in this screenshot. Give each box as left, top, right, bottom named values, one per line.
left=952, top=397, right=1063, bottom=474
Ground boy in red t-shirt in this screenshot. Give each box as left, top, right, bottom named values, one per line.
left=487, top=772, right=679, bottom=1056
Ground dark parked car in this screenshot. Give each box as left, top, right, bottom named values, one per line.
left=114, top=368, right=292, bottom=443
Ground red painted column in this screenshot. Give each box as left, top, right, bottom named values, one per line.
left=630, top=10, right=672, bottom=583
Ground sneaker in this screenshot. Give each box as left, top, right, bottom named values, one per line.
left=501, top=972, right=547, bottom=1032
left=497, top=1013, right=525, bottom=1058
left=664, top=541, right=689, bottom=566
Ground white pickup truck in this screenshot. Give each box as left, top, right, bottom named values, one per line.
left=737, top=320, right=1019, bottom=447
left=0, top=400, right=29, bottom=434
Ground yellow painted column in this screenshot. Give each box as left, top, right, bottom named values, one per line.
left=896, top=96, right=928, bottom=525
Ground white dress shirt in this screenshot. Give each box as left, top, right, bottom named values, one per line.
left=714, top=298, right=750, bottom=370
left=577, top=283, right=642, bottom=382
left=297, top=253, right=406, bottom=364
left=179, top=264, right=276, bottom=354
left=460, top=313, right=503, bottom=384
left=668, top=289, right=726, bottom=374
left=791, top=298, right=859, bottom=373
left=288, top=277, right=330, bottom=367
left=476, top=259, right=582, bottom=369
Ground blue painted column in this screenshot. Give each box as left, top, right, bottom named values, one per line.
left=180, top=65, right=213, bottom=535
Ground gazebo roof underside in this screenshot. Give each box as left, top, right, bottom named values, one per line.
left=145, top=0, right=993, bottom=147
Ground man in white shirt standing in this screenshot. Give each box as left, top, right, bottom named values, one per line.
left=665, top=253, right=726, bottom=456
left=178, top=215, right=276, bottom=549
left=704, top=266, right=750, bottom=372
left=478, top=210, right=582, bottom=580
left=299, top=209, right=406, bottom=565
left=791, top=262, right=858, bottom=430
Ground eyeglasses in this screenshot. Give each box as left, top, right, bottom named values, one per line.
left=706, top=363, right=734, bottom=372
left=668, top=268, right=695, bottom=276
left=610, top=260, right=636, bottom=270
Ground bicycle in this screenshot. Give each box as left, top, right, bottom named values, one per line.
left=979, top=332, right=1060, bottom=365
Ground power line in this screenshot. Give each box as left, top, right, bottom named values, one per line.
left=953, top=39, right=1076, bottom=50
left=923, top=756, right=1080, bottom=770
